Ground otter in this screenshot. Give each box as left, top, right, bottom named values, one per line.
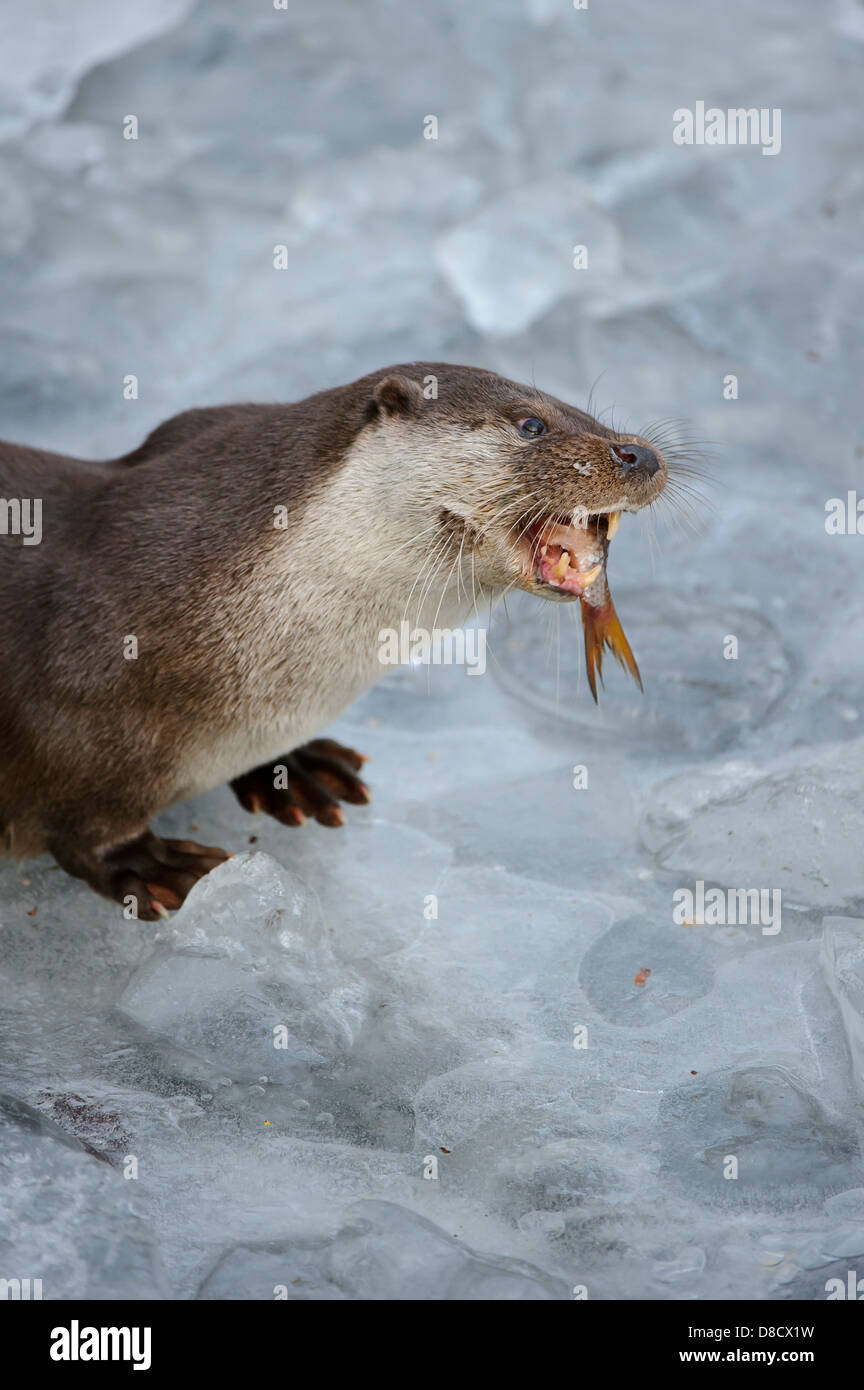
left=0, top=363, right=667, bottom=917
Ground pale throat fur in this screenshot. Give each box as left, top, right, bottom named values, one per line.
left=172, top=417, right=481, bottom=800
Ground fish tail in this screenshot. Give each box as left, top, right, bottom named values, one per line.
left=580, top=594, right=642, bottom=703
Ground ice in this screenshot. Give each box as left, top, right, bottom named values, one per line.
left=198, top=1201, right=566, bottom=1301
left=0, top=1094, right=166, bottom=1299
left=491, top=588, right=790, bottom=754
left=119, top=854, right=369, bottom=1081
left=641, top=739, right=864, bottom=910
left=658, top=1065, right=858, bottom=1209
left=2, top=0, right=864, bottom=1303
left=437, top=176, right=622, bottom=335
left=0, top=0, right=195, bottom=141
left=822, top=917, right=864, bottom=1096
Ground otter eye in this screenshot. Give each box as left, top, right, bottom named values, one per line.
left=518, top=416, right=547, bottom=438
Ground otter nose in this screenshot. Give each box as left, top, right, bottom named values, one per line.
left=611, top=442, right=661, bottom=478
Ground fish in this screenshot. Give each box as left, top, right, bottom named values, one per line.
left=578, top=546, right=642, bottom=703
left=529, top=510, right=642, bottom=702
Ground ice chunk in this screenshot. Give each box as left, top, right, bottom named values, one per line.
left=578, top=912, right=716, bottom=1025
left=154, top=849, right=326, bottom=968
left=198, top=1246, right=346, bottom=1301
left=118, top=854, right=369, bottom=1080
left=120, top=954, right=327, bottom=1079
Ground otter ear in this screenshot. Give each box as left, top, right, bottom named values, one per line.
left=370, top=374, right=424, bottom=418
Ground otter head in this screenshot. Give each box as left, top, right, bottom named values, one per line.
left=363, top=363, right=667, bottom=606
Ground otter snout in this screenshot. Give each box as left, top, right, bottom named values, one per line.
left=610, top=441, right=661, bottom=479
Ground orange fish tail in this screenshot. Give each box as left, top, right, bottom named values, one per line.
left=580, top=595, right=642, bottom=702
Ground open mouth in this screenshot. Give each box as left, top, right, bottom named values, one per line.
left=525, top=510, right=621, bottom=597
left=518, top=508, right=641, bottom=702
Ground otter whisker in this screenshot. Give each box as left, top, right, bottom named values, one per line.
left=457, top=489, right=546, bottom=624
left=401, top=530, right=453, bottom=630
left=454, top=527, right=470, bottom=604
left=583, top=370, right=610, bottom=425
left=471, top=489, right=541, bottom=545
left=416, top=532, right=461, bottom=632
left=662, top=470, right=715, bottom=505
left=650, top=485, right=711, bottom=534
left=469, top=548, right=490, bottom=627
left=432, top=546, right=466, bottom=633
left=416, top=535, right=458, bottom=627
left=663, top=477, right=715, bottom=508
left=493, top=499, right=556, bottom=607
left=364, top=480, right=515, bottom=583
left=395, top=482, right=514, bottom=628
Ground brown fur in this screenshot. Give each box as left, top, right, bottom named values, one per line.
left=0, top=362, right=666, bottom=911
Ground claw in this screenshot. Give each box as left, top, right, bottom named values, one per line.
left=146, top=881, right=183, bottom=910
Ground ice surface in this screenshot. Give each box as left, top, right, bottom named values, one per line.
left=641, top=739, right=864, bottom=911
left=822, top=918, right=864, bottom=1097
left=437, top=176, right=621, bottom=335
left=198, top=1201, right=567, bottom=1301
left=0, top=1, right=195, bottom=141
left=492, top=588, right=790, bottom=753
left=119, top=853, right=368, bottom=1080
left=0, top=1094, right=167, bottom=1299
left=1, top=0, right=863, bottom=1302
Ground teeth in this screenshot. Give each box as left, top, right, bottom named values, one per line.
left=606, top=511, right=621, bottom=540
left=580, top=563, right=602, bottom=586
left=551, top=551, right=570, bottom=581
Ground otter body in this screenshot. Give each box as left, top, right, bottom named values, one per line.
left=0, top=364, right=667, bottom=915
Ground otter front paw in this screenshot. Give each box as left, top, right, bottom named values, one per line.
left=103, top=832, right=229, bottom=920
left=231, top=738, right=370, bottom=829
left=50, top=830, right=230, bottom=920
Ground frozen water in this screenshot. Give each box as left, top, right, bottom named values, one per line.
left=657, top=1066, right=858, bottom=1210
left=0, top=1094, right=167, bottom=1299
left=0, top=0, right=195, bottom=141
left=119, top=854, right=368, bottom=1080
left=437, top=176, right=622, bottom=335
left=492, top=588, right=790, bottom=753
left=1, top=0, right=863, bottom=1301
left=822, top=918, right=864, bottom=1097
left=641, top=739, right=864, bottom=911
left=198, top=1201, right=567, bottom=1301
